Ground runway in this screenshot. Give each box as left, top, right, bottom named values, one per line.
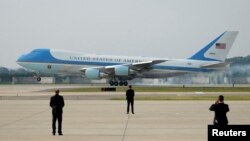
left=0, top=85, right=250, bottom=141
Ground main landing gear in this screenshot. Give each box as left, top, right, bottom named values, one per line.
left=109, top=80, right=128, bottom=86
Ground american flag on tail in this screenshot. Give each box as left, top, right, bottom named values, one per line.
left=215, top=43, right=226, bottom=49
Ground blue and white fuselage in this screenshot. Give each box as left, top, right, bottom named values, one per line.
left=17, top=31, right=238, bottom=85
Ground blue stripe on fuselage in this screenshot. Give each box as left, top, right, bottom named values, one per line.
left=17, top=49, right=119, bottom=66
left=17, top=49, right=58, bottom=63
left=17, top=49, right=213, bottom=73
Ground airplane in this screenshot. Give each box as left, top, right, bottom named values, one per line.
left=17, top=31, right=238, bottom=86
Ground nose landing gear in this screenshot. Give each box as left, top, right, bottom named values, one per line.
left=32, top=75, right=41, bottom=82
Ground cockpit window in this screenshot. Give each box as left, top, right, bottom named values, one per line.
left=31, top=50, right=37, bottom=53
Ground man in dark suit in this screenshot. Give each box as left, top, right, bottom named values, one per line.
left=209, top=95, right=229, bottom=125
left=50, top=89, right=65, bottom=135
left=126, top=85, right=135, bottom=114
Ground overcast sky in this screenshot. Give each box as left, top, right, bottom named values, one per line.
left=0, top=0, right=249, bottom=68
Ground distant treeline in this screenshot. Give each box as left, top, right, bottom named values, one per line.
left=0, top=68, right=50, bottom=83
left=226, top=55, right=250, bottom=66
left=227, top=55, right=250, bottom=77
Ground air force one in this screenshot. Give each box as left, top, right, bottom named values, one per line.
left=17, top=31, right=238, bottom=86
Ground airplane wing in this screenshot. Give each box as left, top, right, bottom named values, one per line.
left=129, top=60, right=167, bottom=71
left=79, top=59, right=167, bottom=77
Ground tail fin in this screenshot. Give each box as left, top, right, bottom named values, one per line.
left=189, top=31, right=239, bottom=62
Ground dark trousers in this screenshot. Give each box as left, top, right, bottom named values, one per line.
left=52, top=113, right=62, bottom=133
left=127, top=100, right=134, bottom=113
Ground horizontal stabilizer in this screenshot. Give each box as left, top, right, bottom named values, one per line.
left=201, top=62, right=230, bottom=68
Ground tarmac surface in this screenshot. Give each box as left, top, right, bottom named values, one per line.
left=0, top=84, right=250, bottom=141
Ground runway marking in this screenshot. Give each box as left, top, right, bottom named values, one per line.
left=195, top=92, right=205, bottom=94
left=0, top=108, right=49, bottom=128
left=122, top=114, right=130, bottom=141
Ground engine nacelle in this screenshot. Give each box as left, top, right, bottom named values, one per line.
left=85, top=68, right=108, bottom=79
left=85, top=68, right=101, bottom=80
left=114, top=65, right=130, bottom=76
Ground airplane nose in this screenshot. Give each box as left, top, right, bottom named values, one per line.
left=16, top=55, right=26, bottom=67
left=16, top=55, right=26, bottom=62
left=16, top=53, right=32, bottom=67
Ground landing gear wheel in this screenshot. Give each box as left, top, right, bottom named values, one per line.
left=123, top=81, right=128, bottom=86
left=109, top=81, right=114, bottom=86
left=37, top=77, right=41, bottom=81
left=119, top=81, right=124, bottom=86
left=114, top=81, right=119, bottom=86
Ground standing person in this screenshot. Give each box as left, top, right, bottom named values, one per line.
left=126, top=85, right=135, bottom=114
left=50, top=89, right=65, bottom=135
left=209, top=95, right=229, bottom=125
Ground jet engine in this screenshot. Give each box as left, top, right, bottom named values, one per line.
left=114, top=65, right=130, bottom=76
left=85, top=68, right=107, bottom=79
